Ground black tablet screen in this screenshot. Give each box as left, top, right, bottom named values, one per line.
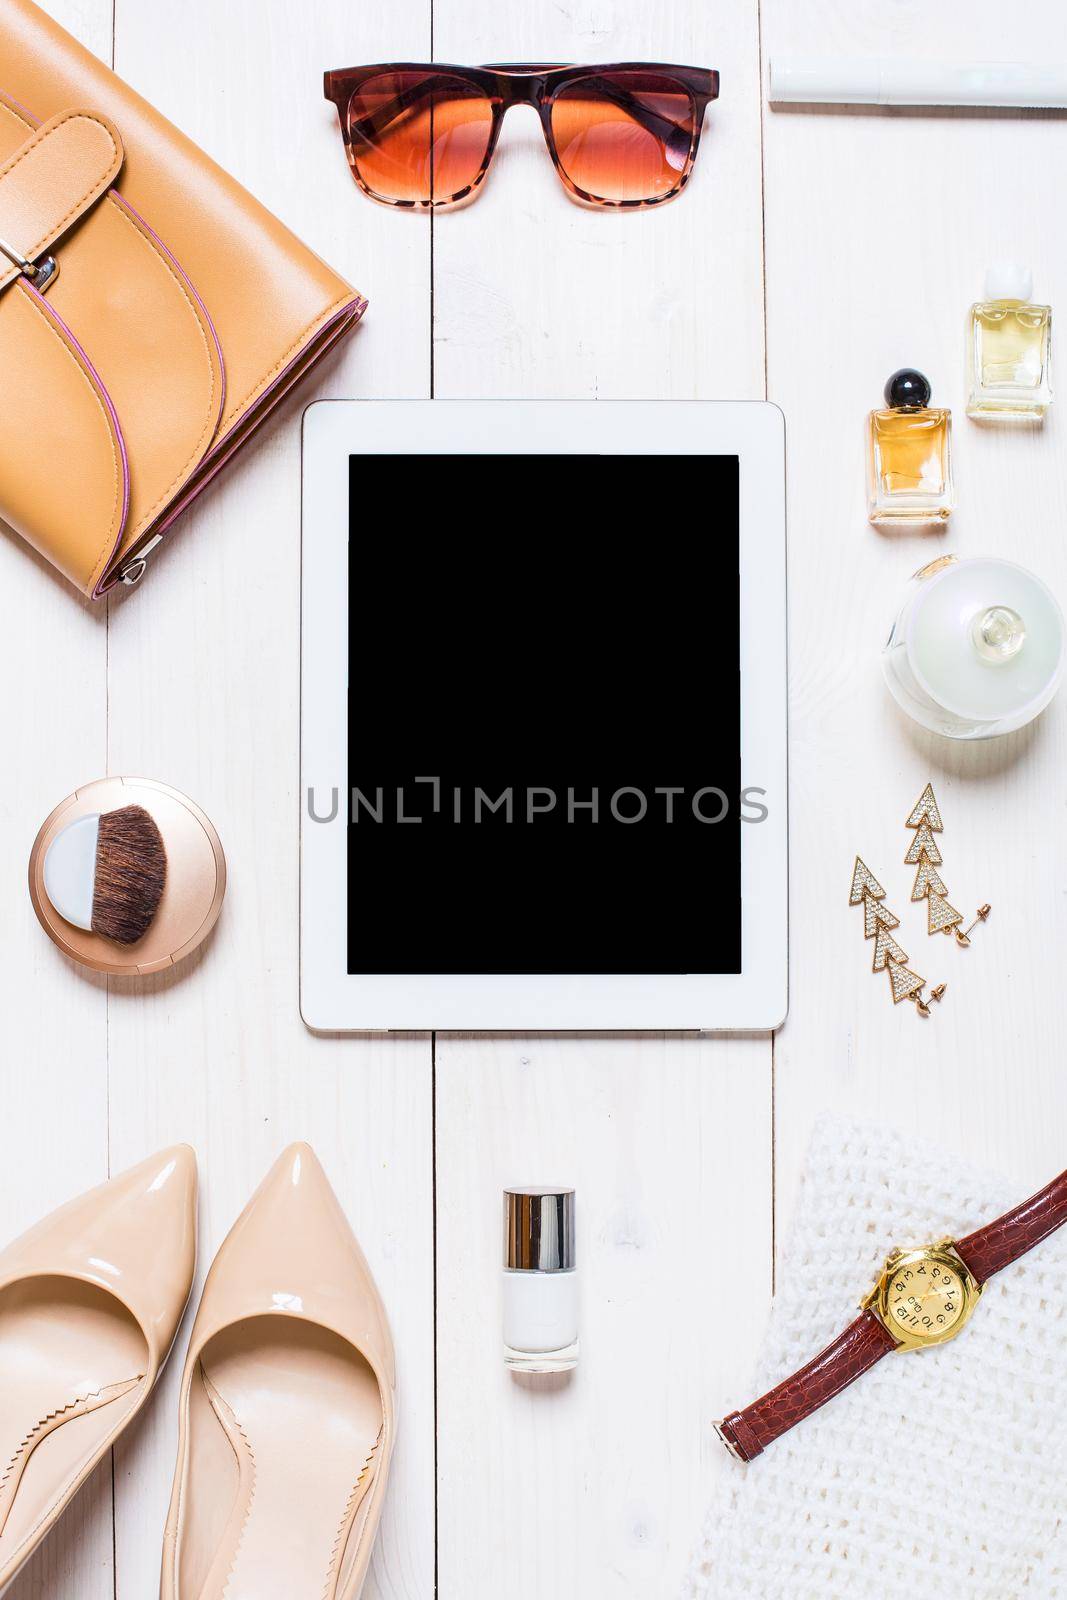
left=347, top=454, right=741, bottom=974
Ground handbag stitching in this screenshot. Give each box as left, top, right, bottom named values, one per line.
left=0, top=110, right=120, bottom=269
left=105, top=195, right=219, bottom=534
left=219, top=290, right=362, bottom=434
left=15, top=281, right=124, bottom=589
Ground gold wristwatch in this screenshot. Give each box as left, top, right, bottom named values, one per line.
left=862, top=1238, right=980, bottom=1350
left=716, top=1163, right=1067, bottom=1462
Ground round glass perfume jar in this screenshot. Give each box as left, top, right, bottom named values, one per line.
left=503, top=1188, right=578, bottom=1373
left=882, top=555, right=1065, bottom=739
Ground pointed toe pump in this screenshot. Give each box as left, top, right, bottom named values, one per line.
left=0, top=1146, right=197, bottom=1592
left=161, top=1143, right=396, bottom=1600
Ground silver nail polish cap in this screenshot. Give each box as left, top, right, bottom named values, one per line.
left=504, top=1188, right=576, bottom=1272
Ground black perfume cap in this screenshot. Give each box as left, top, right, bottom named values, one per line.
left=884, top=368, right=932, bottom=409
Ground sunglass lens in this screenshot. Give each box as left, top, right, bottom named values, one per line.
left=549, top=71, right=699, bottom=203
left=346, top=71, right=494, bottom=206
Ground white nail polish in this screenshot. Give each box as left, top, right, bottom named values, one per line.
left=503, top=1188, right=579, bottom=1374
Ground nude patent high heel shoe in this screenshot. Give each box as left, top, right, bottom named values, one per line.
left=0, top=1146, right=197, bottom=1595
left=160, top=1143, right=396, bottom=1600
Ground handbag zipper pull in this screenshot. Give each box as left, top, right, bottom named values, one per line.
left=118, top=534, right=163, bottom=586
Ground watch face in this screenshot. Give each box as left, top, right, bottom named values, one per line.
left=886, top=1254, right=966, bottom=1342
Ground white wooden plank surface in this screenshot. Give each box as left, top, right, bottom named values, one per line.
left=6, top=3, right=435, bottom=1599
left=1, top=10, right=114, bottom=1600
left=430, top=4, right=772, bottom=1596
left=3, top=0, right=1067, bottom=1596
left=762, top=0, right=1067, bottom=1262
left=100, top=5, right=436, bottom=1598
left=432, top=1, right=765, bottom=400
left=435, top=1036, right=770, bottom=1599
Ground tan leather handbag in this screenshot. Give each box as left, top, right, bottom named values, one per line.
left=0, top=0, right=365, bottom=598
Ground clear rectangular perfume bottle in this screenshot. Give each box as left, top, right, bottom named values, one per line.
left=967, top=264, right=1052, bottom=421
left=867, top=368, right=954, bottom=526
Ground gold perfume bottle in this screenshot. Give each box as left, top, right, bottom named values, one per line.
left=967, top=263, right=1052, bottom=421
left=867, top=369, right=954, bottom=526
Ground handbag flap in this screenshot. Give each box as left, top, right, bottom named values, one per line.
left=0, top=0, right=356, bottom=438
left=0, top=0, right=362, bottom=598
left=0, top=108, right=122, bottom=289
left=0, top=95, right=225, bottom=593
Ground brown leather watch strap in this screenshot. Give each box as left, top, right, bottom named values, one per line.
left=717, top=1309, right=896, bottom=1462
left=954, top=1166, right=1067, bottom=1285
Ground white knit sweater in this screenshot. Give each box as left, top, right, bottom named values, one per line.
left=683, top=1116, right=1067, bottom=1599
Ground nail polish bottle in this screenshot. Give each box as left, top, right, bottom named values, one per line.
left=967, top=263, right=1052, bottom=421
left=503, top=1188, right=578, bottom=1373
left=867, top=368, right=954, bottom=526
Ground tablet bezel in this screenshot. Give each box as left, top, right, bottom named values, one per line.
left=301, top=399, right=787, bottom=1031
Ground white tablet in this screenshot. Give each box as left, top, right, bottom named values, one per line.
left=301, top=399, right=787, bottom=1032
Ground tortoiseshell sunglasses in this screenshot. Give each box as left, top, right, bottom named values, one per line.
left=323, top=63, right=719, bottom=210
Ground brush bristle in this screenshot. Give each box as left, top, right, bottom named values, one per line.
left=91, top=805, right=167, bottom=944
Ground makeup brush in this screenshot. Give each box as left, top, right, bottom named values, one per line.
left=43, top=804, right=167, bottom=944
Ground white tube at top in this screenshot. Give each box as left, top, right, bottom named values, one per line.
left=769, top=58, right=1067, bottom=109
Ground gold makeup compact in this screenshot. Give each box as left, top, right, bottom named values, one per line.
left=29, top=777, right=226, bottom=976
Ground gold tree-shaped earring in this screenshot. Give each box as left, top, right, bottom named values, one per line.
left=905, top=783, right=990, bottom=947
left=850, top=856, right=945, bottom=1017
